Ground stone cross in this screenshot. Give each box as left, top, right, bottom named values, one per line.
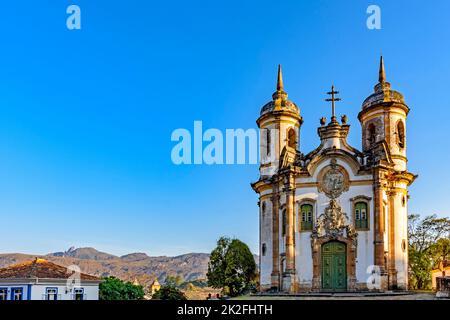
left=325, top=85, right=341, bottom=123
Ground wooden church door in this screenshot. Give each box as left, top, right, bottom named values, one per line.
left=321, top=241, right=347, bottom=291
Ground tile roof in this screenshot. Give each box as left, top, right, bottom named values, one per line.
left=0, top=258, right=100, bottom=281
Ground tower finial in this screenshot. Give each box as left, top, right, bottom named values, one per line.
left=379, top=55, right=386, bottom=83
left=277, top=64, right=284, bottom=91
left=271, top=64, right=288, bottom=102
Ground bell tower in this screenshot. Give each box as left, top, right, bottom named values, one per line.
left=359, top=56, right=409, bottom=171
left=359, top=56, right=416, bottom=290
left=257, top=65, right=303, bottom=177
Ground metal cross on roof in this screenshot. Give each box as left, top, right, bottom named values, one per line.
left=325, top=85, right=341, bottom=123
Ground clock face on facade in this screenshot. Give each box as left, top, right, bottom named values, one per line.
left=319, top=160, right=349, bottom=199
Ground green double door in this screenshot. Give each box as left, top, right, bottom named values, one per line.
left=321, top=241, right=347, bottom=291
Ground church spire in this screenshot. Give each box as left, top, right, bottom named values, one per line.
left=272, top=64, right=288, bottom=101
left=277, top=64, right=284, bottom=91
left=372, top=55, right=391, bottom=94
left=379, top=55, right=386, bottom=83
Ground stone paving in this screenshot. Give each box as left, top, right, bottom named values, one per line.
left=237, top=292, right=438, bottom=300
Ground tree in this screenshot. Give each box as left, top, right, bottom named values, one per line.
left=152, top=283, right=187, bottom=300
left=99, top=276, right=145, bottom=300
left=430, top=238, right=450, bottom=270
left=207, top=236, right=256, bottom=297
left=165, top=275, right=184, bottom=288
left=207, top=237, right=230, bottom=290
left=408, top=214, right=450, bottom=290
left=408, top=214, right=450, bottom=253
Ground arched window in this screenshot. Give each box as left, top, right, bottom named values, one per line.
left=266, top=129, right=271, bottom=156
left=355, top=202, right=368, bottom=229
left=262, top=243, right=267, bottom=256
left=396, top=121, right=405, bottom=149
left=300, top=204, right=313, bottom=231
left=261, top=201, right=266, bottom=216
left=282, top=209, right=287, bottom=236
left=367, top=123, right=376, bottom=145
left=287, top=128, right=296, bottom=149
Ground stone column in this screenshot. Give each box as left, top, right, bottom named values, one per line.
left=373, top=168, right=388, bottom=291
left=311, top=239, right=320, bottom=291
left=283, top=176, right=297, bottom=292
left=270, top=188, right=280, bottom=290
left=387, top=190, right=398, bottom=289
left=285, top=186, right=295, bottom=272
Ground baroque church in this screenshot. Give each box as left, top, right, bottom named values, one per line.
left=251, top=57, right=417, bottom=293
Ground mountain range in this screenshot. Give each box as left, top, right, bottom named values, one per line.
left=0, top=247, right=211, bottom=288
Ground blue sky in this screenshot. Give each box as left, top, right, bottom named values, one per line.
left=0, top=0, right=449, bottom=256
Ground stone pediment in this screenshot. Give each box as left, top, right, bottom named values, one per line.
left=293, top=121, right=367, bottom=174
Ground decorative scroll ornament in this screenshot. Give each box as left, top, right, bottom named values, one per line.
left=312, top=199, right=357, bottom=243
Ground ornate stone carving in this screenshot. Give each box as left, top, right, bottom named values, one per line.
left=310, top=199, right=358, bottom=292
left=318, top=159, right=349, bottom=199
left=311, top=199, right=357, bottom=244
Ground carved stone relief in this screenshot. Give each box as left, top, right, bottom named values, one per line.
left=311, top=199, right=357, bottom=245
left=317, top=159, right=349, bottom=199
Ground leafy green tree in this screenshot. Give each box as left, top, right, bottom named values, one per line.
left=207, top=237, right=230, bottom=290
left=99, top=276, right=145, bottom=300
left=152, top=283, right=187, bottom=300
left=207, top=236, right=256, bottom=297
left=409, top=247, right=433, bottom=290
left=165, top=275, right=184, bottom=288
left=408, top=214, right=450, bottom=290
left=430, top=238, right=450, bottom=266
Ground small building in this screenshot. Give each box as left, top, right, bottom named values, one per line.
left=0, top=258, right=101, bottom=300
left=435, top=277, right=450, bottom=298
left=432, top=260, right=450, bottom=291
left=149, top=279, right=161, bottom=295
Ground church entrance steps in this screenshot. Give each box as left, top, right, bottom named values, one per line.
left=253, top=291, right=415, bottom=298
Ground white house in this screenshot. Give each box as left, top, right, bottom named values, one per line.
left=0, top=258, right=101, bottom=300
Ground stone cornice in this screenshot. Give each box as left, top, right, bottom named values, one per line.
left=256, top=109, right=303, bottom=127
left=389, top=171, right=418, bottom=186
left=358, top=101, right=410, bottom=122
left=317, top=122, right=350, bottom=140
left=251, top=179, right=271, bottom=193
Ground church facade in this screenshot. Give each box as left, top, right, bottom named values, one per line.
left=251, top=57, right=417, bottom=293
